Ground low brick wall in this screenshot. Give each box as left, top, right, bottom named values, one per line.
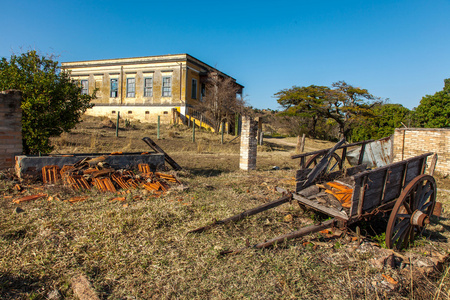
left=393, top=128, right=450, bottom=175
left=0, top=90, right=23, bottom=170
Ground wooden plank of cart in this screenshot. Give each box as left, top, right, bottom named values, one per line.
left=188, top=140, right=439, bottom=253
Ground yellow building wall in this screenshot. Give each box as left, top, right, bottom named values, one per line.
left=62, top=54, right=241, bottom=125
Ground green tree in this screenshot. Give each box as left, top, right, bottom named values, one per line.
left=350, top=103, right=411, bottom=141
left=275, top=81, right=381, bottom=140
left=413, top=79, right=450, bottom=128
left=0, top=51, right=95, bottom=154
left=275, top=85, right=329, bottom=137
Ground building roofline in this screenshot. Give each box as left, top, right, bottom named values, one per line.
left=61, top=53, right=244, bottom=88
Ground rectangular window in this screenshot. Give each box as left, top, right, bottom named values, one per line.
left=162, top=76, right=172, bottom=97
left=110, top=79, right=118, bottom=98
left=81, top=80, right=88, bottom=95
left=191, top=78, right=197, bottom=99
left=126, top=78, right=135, bottom=98
left=201, top=83, right=205, bottom=101
left=144, top=77, right=153, bottom=97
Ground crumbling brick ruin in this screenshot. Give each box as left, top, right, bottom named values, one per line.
left=0, top=90, right=23, bottom=170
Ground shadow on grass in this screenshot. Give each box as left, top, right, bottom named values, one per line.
left=189, top=168, right=230, bottom=177
left=0, top=272, right=44, bottom=299
left=263, top=142, right=296, bottom=152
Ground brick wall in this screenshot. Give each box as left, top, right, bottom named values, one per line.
left=240, top=116, right=257, bottom=171
left=393, top=128, right=450, bottom=175
left=0, top=90, right=23, bottom=170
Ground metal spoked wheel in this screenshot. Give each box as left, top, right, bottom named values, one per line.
left=385, top=174, right=436, bottom=250
left=304, top=152, right=342, bottom=173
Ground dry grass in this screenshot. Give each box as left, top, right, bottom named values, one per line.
left=1, top=116, right=450, bottom=299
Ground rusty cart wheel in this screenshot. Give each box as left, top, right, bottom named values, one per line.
left=386, top=174, right=436, bottom=250
left=305, top=152, right=342, bottom=172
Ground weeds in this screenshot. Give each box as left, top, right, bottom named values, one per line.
left=3, top=116, right=450, bottom=299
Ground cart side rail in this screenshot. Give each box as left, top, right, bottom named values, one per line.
left=349, top=152, right=434, bottom=217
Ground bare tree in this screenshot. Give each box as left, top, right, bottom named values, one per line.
left=195, top=72, right=246, bottom=132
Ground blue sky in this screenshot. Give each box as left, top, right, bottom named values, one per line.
left=1, top=0, right=449, bottom=110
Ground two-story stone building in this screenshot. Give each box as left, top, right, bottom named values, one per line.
left=61, top=54, right=243, bottom=124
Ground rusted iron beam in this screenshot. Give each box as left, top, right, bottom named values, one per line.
left=188, top=193, right=293, bottom=234
left=142, top=137, right=182, bottom=171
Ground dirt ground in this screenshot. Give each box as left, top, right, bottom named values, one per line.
left=1, top=116, right=450, bottom=299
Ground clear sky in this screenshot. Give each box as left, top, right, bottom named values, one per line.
left=1, top=0, right=449, bottom=111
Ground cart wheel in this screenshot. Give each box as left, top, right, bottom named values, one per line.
left=385, top=174, right=436, bottom=250
left=305, top=152, right=342, bottom=172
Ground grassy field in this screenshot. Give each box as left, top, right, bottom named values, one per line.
left=1, top=116, right=450, bottom=299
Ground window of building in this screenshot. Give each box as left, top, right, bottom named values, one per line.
left=163, top=111, right=168, bottom=114
left=144, top=77, right=153, bottom=97
left=110, top=79, right=118, bottom=98
left=191, top=78, right=197, bottom=99
left=81, top=80, right=89, bottom=95
left=145, top=111, right=149, bottom=114
left=162, top=76, right=172, bottom=97
left=112, top=111, right=116, bottom=114
left=126, top=78, right=135, bottom=98
left=128, top=111, right=133, bottom=114
left=201, top=83, right=206, bottom=101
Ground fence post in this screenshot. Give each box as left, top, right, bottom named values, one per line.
left=192, top=121, right=196, bottom=142
left=157, top=115, right=160, bottom=140
left=221, top=121, right=224, bottom=144
left=301, top=133, right=305, bottom=152
left=115, top=111, right=120, bottom=137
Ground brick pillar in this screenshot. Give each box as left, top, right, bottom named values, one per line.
left=0, top=90, right=23, bottom=170
left=240, top=116, right=257, bottom=171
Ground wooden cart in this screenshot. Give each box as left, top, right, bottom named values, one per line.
left=189, top=147, right=439, bottom=252
left=282, top=152, right=438, bottom=250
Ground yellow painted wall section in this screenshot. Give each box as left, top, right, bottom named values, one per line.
left=186, top=62, right=202, bottom=107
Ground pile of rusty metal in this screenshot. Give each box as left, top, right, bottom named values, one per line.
left=41, top=156, right=180, bottom=194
